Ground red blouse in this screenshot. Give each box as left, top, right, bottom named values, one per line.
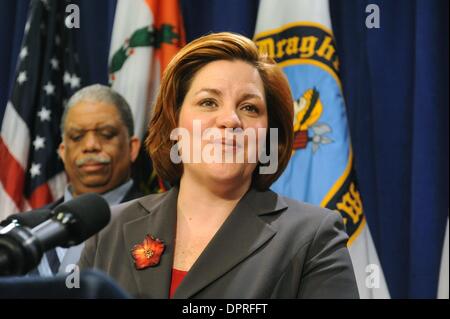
left=170, top=268, right=188, bottom=298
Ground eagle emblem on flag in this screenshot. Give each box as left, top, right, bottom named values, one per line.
left=293, top=87, right=333, bottom=152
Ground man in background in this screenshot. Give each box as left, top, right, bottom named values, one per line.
left=32, top=84, right=143, bottom=276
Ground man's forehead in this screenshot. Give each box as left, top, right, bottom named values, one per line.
left=64, top=101, right=124, bottom=130
left=66, top=123, right=120, bottom=132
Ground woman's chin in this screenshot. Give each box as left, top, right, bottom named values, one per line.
left=183, top=162, right=256, bottom=187
left=203, top=163, right=253, bottom=184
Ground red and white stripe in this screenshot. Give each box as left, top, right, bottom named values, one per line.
left=0, top=101, right=64, bottom=221
left=0, top=101, right=30, bottom=219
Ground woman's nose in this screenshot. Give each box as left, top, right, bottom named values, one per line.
left=215, top=109, right=242, bottom=129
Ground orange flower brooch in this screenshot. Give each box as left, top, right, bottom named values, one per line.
left=131, top=234, right=165, bottom=270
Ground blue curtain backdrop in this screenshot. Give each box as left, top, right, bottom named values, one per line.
left=330, top=0, right=449, bottom=298
left=0, top=0, right=447, bottom=298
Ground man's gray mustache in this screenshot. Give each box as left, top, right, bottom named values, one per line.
left=76, top=155, right=111, bottom=166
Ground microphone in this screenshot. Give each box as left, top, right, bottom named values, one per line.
left=0, top=193, right=111, bottom=276
left=0, top=208, right=53, bottom=228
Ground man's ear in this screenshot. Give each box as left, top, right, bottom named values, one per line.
left=129, top=136, right=141, bottom=163
left=58, top=142, right=66, bottom=164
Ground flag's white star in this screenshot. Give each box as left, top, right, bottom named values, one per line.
left=70, top=74, right=81, bottom=89
left=63, top=71, right=72, bottom=84
left=43, top=82, right=55, bottom=95
left=33, top=136, right=46, bottom=151
left=25, top=20, right=31, bottom=34
left=37, top=107, right=51, bottom=122
left=55, top=35, right=61, bottom=46
left=17, top=71, right=27, bottom=85
left=29, top=163, right=41, bottom=178
left=50, top=58, right=59, bottom=70
left=19, top=47, right=28, bottom=60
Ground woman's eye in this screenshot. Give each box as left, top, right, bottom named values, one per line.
left=241, top=104, right=259, bottom=113
left=200, top=99, right=217, bottom=108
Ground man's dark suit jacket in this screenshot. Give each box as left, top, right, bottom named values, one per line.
left=79, top=186, right=359, bottom=299
left=46, top=181, right=144, bottom=273
left=47, top=180, right=144, bottom=210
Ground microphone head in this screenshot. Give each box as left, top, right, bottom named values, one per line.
left=1, top=209, right=52, bottom=228
left=52, top=193, right=111, bottom=246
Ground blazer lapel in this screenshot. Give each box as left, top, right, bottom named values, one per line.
left=173, top=189, right=288, bottom=298
left=122, top=187, right=179, bottom=298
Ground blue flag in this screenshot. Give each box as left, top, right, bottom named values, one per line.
left=254, top=0, right=390, bottom=298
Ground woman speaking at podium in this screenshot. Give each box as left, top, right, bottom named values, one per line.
left=78, top=32, right=359, bottom=299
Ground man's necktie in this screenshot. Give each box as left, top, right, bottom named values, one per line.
left=45, top=248, right=61, bottom=275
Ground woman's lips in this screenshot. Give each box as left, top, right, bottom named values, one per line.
left=211, top=139, right=242, bottom=150
left=210, top=142, right=238, bottom=152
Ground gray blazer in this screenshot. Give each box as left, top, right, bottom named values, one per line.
left=78, top=186, right=359, bottom=299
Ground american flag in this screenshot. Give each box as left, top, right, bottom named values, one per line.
left=0, top=0, right=83, bottom=220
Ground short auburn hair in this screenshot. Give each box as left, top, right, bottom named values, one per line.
left=145, top=32, right=293, bottom=191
